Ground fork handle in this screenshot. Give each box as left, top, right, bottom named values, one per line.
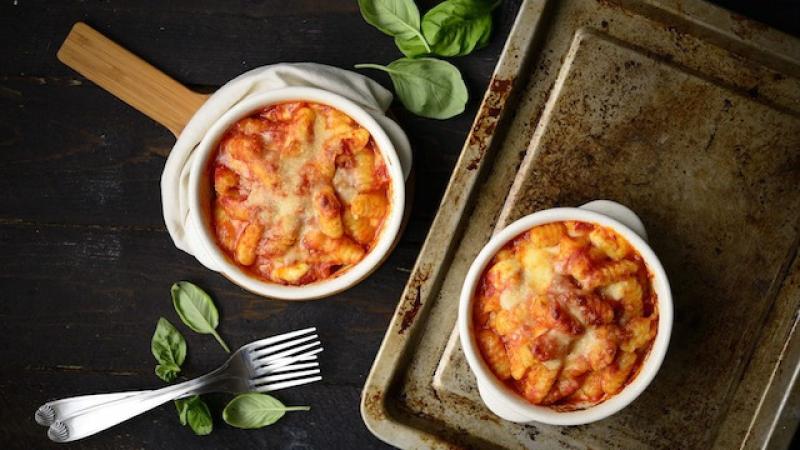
left=48, top=374, right=220, bottom=443
left=36, top=391, right=150, bottom=426
left=35, top=389, right=204, bottom=426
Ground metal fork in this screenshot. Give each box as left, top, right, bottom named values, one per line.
left=36, top=353, right=319, bottom=426
left=45, top=327, right=323, bottom=443
left=35, top=327, right=321, bottom=427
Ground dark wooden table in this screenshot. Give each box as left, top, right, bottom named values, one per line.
left=2, top=1, right=798, bottom=449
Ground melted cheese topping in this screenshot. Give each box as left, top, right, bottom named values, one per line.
left=210, top=102, right=391, bottom=285
left=473, top=221, right=658, bottom=409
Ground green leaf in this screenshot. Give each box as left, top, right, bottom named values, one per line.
left=422, top=0, right=498, bottom=57
left=358, top=0, right=431, bottom=57
left=155, top=363, right=180, bottom=382
left=395, top=35, right=429, bottom=58
left=355, top=58, right=468, bottom=119
left=174, top=396, right=213, bottom=436
left=151, top=318, right=186, bottom=382
left=175, top=397, right=190, bottom=426
left=222, top=393, right=309, bottom=429
left=171, top=281, right=230, bottom=353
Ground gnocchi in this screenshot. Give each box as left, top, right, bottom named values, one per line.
left=209, top=102, right=392, bottom=285
left=473, top=221, right=658, bottom=410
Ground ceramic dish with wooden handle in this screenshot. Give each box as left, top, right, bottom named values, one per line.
left=57, top=22, right=409, bottom=300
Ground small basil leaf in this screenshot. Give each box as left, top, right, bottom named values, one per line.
left=358, top=0, right=431, bottom=57
left=223, top=393, right=309, bottom=429
left=186, top=400, right=213, bottom=435
left=171, top=281, right=230, bottom=353
left=151, top=318, right=186, bottom=382
left=155, top=363, right=180, bottom=383
left=174, top=397, right=190, bottom=426
left=175, top=396, right=213, bottom=435
left=422, top=0, right=498, bottom=57
left=355, top=58, right=468, bottom=119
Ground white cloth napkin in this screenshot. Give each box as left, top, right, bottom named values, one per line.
left=160, top=63, right=412, bottom=269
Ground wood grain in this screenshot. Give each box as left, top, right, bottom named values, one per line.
left=57, top=22, right=208, bottom=137
left=0, top=1, right=798, bottom=449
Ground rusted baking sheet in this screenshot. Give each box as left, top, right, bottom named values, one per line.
left=361, top=0, right=800, bottom=448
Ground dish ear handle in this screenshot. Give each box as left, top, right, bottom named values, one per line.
left=579, top=200, right=648, bottom=242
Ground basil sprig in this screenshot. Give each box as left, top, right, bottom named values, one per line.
left=422, top=0, right=499, bottom=57
left=171, top=281, right=230, bottom=353
left=356, top=58, right=467, bottom=119
left=151, top=317, right=186, bottom=382
left=150, top=283, right=313, bottom=436
left=357, top=0, right=431, bottom=57
left=356, top=0, right=500, bottom=119
left=223, top=393, right=310, bottom=429
left=175, top=395, right=213, bottom=436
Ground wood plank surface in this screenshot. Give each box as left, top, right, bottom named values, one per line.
left=1, top=1, right=798, bottom=449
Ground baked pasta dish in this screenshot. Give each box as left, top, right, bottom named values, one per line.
left=473, top=221, right=658, bottom=410
left=210, top=101, right=391, bottom=285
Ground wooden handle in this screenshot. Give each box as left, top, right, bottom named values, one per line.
left=57, top=22, right=209, bottom=137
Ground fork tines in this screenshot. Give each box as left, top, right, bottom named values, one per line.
left=247, top=329, right=323, bottom=392
left=255, top=374, right=323, bottom=393
left=243, top=327, right=317, bottom=352
left=251, top=327, right=320, bottom=359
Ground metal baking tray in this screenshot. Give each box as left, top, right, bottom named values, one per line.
left=361, top=0, right=800, bottom=448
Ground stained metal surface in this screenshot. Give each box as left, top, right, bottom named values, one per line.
left=361, top=0, right=800, bottom=448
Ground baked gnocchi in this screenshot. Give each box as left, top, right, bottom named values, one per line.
left=473, top=221, right=658, bottom=410
left=209, top=101, right=391, bottom=285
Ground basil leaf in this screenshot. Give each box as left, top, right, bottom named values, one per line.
left=358, top=0, right=431, bottom=57
left=175, top=397, right=190, bottom=426
left=155, top=363, right=180, bottom=382
left=395, top=34, right=430, bottom=59
left=175, top=396, right=213, bottom=436
left=151, top=318, right=186, bottom=382
left=171, top=281, right=230, bottom=353
left=223, top=393, right=309, bottom=429
left=355, top=58, right=468, bottom=119
left=422, top=0, right=498, bottom=57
